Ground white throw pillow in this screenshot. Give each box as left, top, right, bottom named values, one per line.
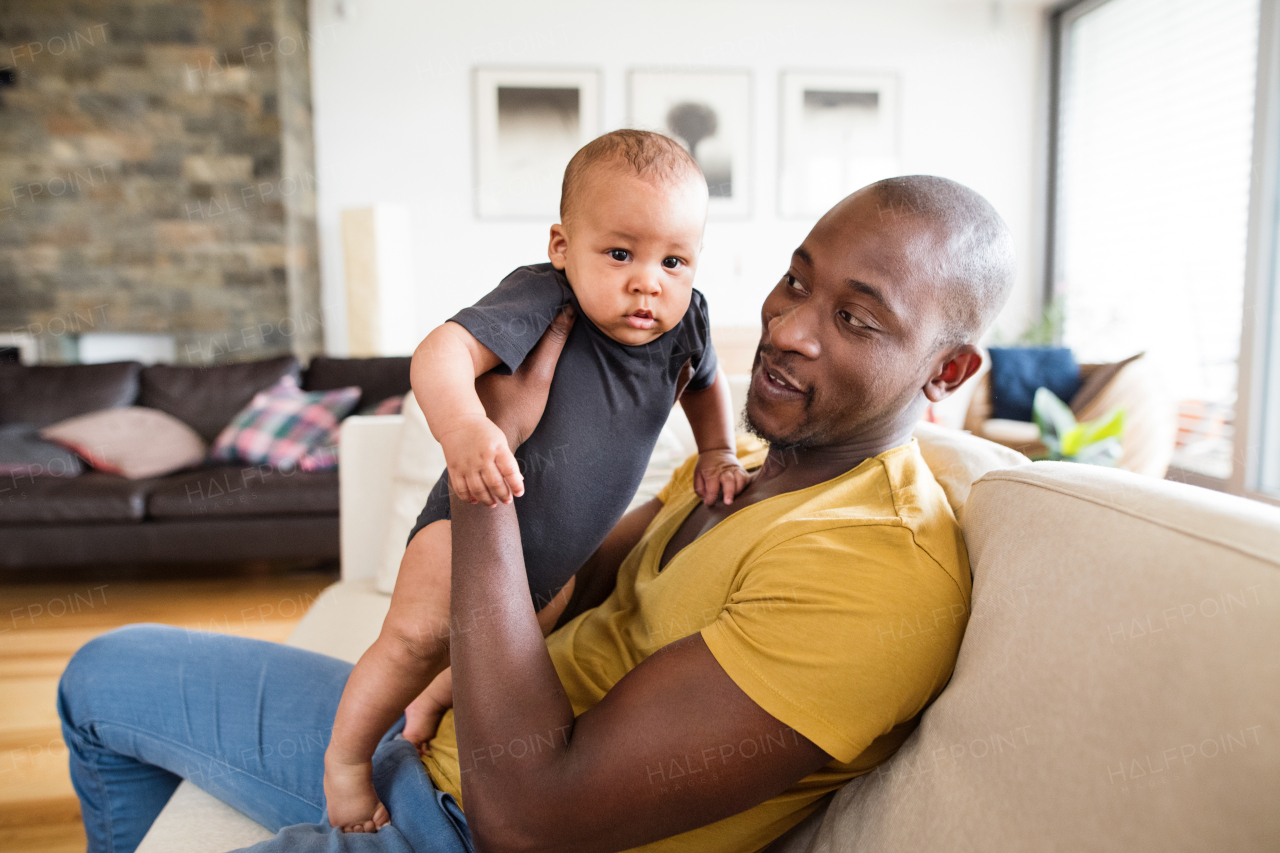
left=41, top=406, right=206, bottom=480
left=911, top=420, right=1030, bottom=523
left=374, top=392, right=447, bottom=594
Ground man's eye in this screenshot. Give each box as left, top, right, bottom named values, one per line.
left=839, top=310, right=868, bottom=329
left=784, top=274, right=803, bottom=291
left=662, top=257, right=682, bottom=269
left=609, top=249, right=630, bottom=262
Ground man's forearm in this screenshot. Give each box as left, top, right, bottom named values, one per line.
left=679, top=367, right=736, bottom=453
left=447, top=492, right=577, bottom=842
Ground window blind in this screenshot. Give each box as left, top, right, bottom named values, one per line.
left=1056, top=0, right=1260, bottom=477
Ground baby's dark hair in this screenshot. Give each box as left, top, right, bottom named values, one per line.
left=560, top=129, right=705, bottom=225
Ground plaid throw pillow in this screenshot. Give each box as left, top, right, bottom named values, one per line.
left=210, top=376, right=360, bottom=472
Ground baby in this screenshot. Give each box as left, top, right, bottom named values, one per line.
left=324, top=130, right=749, bottom=832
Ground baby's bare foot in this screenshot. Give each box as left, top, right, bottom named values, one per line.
left=324, top=760, right=390, bottom=833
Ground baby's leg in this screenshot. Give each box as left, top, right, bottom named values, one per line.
left=325, top=520, right=453, bottom=831
left=402, top=574, right=576, bottom=749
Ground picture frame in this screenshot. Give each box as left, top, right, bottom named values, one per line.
left=778, top=71, right=900, bottom=219
left=473, top=67, right=602, bottom=219
left=628, top=69, right=752, bottom=218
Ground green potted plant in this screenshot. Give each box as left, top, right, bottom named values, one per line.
left=1032, top=386, right=1124, bottom=466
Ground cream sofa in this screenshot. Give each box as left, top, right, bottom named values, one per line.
left=138, top=379, right=1280, bottom=853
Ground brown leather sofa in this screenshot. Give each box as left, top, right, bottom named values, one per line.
left=0, top=355, right=410, bottom=570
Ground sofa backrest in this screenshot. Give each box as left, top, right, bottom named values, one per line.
left=303, top=355, right=412, bottom=411
left=137, top=356, right=300, bottom=443
left=0, top=360, right=142, bottom=426
left=771, top=462, right=1280, bottom=852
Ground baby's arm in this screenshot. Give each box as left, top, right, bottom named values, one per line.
left=679, top=366, right=751, bottom=506
left=412, top=322, right=520, bottom=507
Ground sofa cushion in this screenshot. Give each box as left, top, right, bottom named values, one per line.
left=210, top=378, right=360, bottom=472
left=138, top=356, right=300, bottom=443
left=147, top=466, right=339, bottom=519
left=0, top=471, right=155, bottom=523
left=133, top=780, right=275, bottom=853
left=41, top=407, right=206, bottom=480
left=910, top=421, right=1030, bottom=523
left=0, top=361, right=142, bottom=427
left=987, top=347, right=1082, bottom=422
left=1072, top=354, right=1176, bottom=478
left=0, top=423, right=84, bottom=478
left=304, top=356, right=412, bottom=411
left=774, top=463, right=1280, bottom=852
left=373, top=393, right=446, bottom=594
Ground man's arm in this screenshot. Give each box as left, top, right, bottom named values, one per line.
left=449, top=494, right=831, bottom=853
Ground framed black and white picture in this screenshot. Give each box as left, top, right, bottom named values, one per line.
left=474, top=67, right=601, bottom=218
left=778, top=71, right=900, bottom=219
left=629, top=69, right=752, bottom=218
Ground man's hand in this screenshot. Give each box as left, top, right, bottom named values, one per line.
left=475, top=305, right=575, bottom=452
left=437, top=414, right=523, bottom=507
left=694, top=449, right=752, bottom=506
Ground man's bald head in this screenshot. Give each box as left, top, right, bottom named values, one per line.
left=857, top=175, right=1015, bottom=349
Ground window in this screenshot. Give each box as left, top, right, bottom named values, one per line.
left=1050, top=0, right=1262, bottom=481
left=1250, top=0, right=1280, bottom=501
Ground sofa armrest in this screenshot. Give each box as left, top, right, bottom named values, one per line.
left=340, top=414, right=404, bottom=582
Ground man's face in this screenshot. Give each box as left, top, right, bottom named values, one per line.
left=549, top=167, right=707, bottom=346
left=745, top=190, right=951, bottom=450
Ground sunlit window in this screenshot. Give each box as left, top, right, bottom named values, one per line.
left=1055, top=0, right=1261, bottom=479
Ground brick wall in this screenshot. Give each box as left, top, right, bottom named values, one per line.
left=0, top=0, right=322, bottom=364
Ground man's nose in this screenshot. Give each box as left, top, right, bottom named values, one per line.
left=767, top=304, right=820, bottom=359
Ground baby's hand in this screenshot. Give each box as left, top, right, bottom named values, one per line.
left=404, top=669, right=454, bottom=752
left=438, top=414, right=523, bottom=507
left=694, top=449, right=751, bottom=507
left=323, top=760, right=389, bottom=833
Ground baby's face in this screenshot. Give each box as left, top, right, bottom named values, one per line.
left=549, top=169, right=707, bottom=346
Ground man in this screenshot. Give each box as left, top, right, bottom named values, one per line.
left=58, top=176, right=1014, bottom=853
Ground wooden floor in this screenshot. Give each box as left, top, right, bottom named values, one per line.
left=0, top=567, right=336, bottom=853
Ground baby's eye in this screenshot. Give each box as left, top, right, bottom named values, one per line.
left=662, top=257, right=682, bottom=270
left=609, top=249, right=630, bottom=262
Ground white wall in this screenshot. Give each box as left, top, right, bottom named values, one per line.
left=307, top=0, right=1049, bottom=354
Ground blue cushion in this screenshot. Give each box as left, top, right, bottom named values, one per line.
left=0, top=423, right=84, bottom=478
left=988, top=347, right=1082, bottom=422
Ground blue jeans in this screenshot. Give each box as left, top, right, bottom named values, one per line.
left=57, top=624, right=473, bottom=853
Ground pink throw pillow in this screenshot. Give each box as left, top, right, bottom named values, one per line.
left=41, top=407, right=207, bottom=479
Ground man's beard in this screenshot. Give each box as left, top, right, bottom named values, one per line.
left=745, top=343, right=825, bottom=451
left=743, top=385, right=819, bottom=453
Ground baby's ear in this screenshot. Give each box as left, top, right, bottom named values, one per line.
left=547, top=224, right=569, bottom=270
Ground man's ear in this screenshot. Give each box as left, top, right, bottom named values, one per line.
left=923, top=345, right=983, bottom=403
left=548, top=224, right=569, bottom=270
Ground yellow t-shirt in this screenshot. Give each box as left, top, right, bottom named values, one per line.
left=422, top=437, right=971, bottom=853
